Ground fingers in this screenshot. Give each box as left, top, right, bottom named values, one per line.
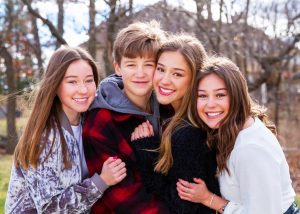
left=114, top=166, right=127, bottom=181
left=103, top=156, right=117, bottom=165
left=116, top=171, right=127, bottom=182
left=176, top=181, right=192, bottom=201
left=177, top=179, right=193, bottom=194
left=113, top=161, right=126, bottom=172
left=178, top=179, right=190, bottom=188
left=146, top=120, right=154, bottom=136
left=131, top=121, right=154, bottom=141
left=193, top=177, right=204, bottom=184
left=101, top=157, right=127, bottom=185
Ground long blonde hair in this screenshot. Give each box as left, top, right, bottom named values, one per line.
left=154, top=34, right=207, bottom=175
left=188, top=56, right=276, bottom=174
left=14, top=46, right=99, bottom=169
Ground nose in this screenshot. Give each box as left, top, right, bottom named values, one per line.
left=136, top=65, right=146, bottom=78
left=206, top=97, right=217, bottom=108
left=77, top=83, right=88, bottom=93
left=160, top=72, right=171, bottom=85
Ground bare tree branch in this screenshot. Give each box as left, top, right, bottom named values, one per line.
left=21, top=0, right=67, bottom=45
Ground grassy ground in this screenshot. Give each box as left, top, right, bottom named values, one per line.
left=0, top=155, right=12, bottom=214
left=0, top=117, right=28, bottom=137
left=0, top=119, right=6, bottom=137
left=296, top=195, right=300, bottom=207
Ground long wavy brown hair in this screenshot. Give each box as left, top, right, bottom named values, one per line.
left=154, top=34, right=207, bottom=175
left=14, top=46, right=99, bottom=169
left=188, top=56, right=276, bottom=174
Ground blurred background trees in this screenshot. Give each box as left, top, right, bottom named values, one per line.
left=0, top=0, right=299, bottom=156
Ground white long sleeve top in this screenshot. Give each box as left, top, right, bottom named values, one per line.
left=219, top=118, right=295, bottom=214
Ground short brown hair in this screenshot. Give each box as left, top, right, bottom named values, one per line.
left=113, top=20, right=166, bottom=65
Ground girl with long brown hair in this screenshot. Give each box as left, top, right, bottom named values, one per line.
left=177, top=56, right=299, bottom=213
left=5, top=46, right=126, bottom=213
left=131, top=34, right=220, bottom=214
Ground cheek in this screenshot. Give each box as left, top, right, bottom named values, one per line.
left=90, top=84, right=97, bottom=95
left=153, top=72, right=160, bottom=87
left=196, top=99, right=204, bottom=117
left=56, top=84, right=67, bottom=99
left=224, top=98, right=230, bottom=114
left=146, top=67, right=156, bottom=76
left=180, top=79, right=191, bottom=94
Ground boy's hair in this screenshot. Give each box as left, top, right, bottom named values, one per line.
left=113, top=20, right=166, bottom=65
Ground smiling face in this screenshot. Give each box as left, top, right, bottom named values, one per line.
left=114, top=56, right=156, bottom=105
left=57, top=59, right=96, bottom=125
left=197, top=73, right=230, bottom=129
left=153, top=51, right=192, bottom=111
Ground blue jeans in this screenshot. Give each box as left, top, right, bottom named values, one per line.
left=285, top=203, right=300, bottom=214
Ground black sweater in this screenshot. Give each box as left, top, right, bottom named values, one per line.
left=131, top=120, right=220, bottom=214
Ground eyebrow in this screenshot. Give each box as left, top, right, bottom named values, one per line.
left=124, top=59, right=155, bottom=63
left=64, top=74, right=94, bottom=79
left=157, top=63, right=186, bottom=72
left=198, top=88, right=227, bottom=92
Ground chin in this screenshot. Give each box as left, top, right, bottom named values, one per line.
left=156, top=98, right=172, bottom=105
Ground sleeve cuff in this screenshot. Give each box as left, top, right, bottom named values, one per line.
left=90, top=173, right=109, bottom=194
left=131, top=136, right=159, bottom=150
left=223, top=200, right=243, bottom=214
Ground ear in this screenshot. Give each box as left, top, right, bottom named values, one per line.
left=114, top=61, right=122, bottom=76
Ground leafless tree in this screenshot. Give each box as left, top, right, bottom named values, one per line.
left=22, top=0, right=68, bottom=45
left=56, top=0, right=65, bottom=49
left=0, top=0, right=18, bottom=154
left=88, top=0, right=96, bottom=58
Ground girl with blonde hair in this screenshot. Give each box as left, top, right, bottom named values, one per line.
left=131, top=34, right=220, bottom=214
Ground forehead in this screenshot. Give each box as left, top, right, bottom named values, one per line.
left=121, top=55, right=155, bottom=62
left=198, top=73, right=226, bottom=89
left=64, top=60, right=93, bottom=77
left=158, top=51, right=185, bottom=64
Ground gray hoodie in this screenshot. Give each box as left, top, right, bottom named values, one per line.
left=90, top=74, right=161, bottom=136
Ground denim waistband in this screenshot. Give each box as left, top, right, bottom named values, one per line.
left=284, top=202, right=300, bottom=214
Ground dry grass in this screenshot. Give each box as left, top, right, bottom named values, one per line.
left=0, top=155, right=12, bottom=213
left=0, top=117, right=28, bottom=137
left=296, top=195, right=300, bottom=207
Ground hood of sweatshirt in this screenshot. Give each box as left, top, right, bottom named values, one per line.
left=89, top=74, right=161, bottom=135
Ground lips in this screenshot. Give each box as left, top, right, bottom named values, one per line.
left=158, top=86, right=175, bottom=96
left=133, top=81, right=149, bottom=84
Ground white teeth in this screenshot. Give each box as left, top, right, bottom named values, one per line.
left=207, top=112, right=222, bottom=117
left=74, top=98, right=88, bottom=102
left=160, top=87, right=174, bottom=93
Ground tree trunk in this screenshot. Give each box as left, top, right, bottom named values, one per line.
left=30, top=13, right=43, bottom=78
left=0, top=46, right=18, bottom=154
left=215, top=0, right=224, bottom=53
left=56, top=0, right=65, bottom=49
left=273, top=72, right=281, bottom=132
left=88, top=0, right=96, bottom=59
left=104, top=0, right=118, bottom=76
left=128, top=0, right=133, bottom=16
